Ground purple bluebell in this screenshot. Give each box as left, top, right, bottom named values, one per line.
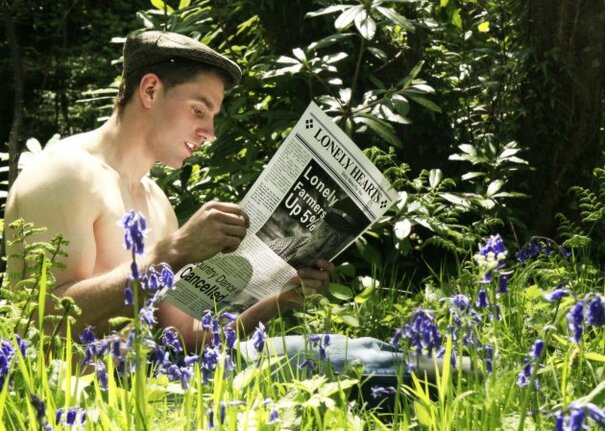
left=56, top=408, right=63, bottom=424
left=219, top=402, right=226, bottom=425
left=498, top=274, right=508, bottom=294
left=390, top=328, right=403, bottom=347
left=161, top=329, right=183, bottom=353
left=267, top=408, right=280, bottom=425
left=66, top=407, right=78, bottom=426
left=544, top=287, right=568, bottom=302
left=251, top=322, right=266, bottom=353
left=299, top=358, right=317, bottom=371
left=516, top=359, right=532, bottom=388
left=140, top=306, right=157, bottom=326
left=582, top=402, right=605, bottom=427
left=567, top=301, right=585, bottom=343
left=208, top=408, right=215, bottom=429
left=370, top=386, right=397, bottom=398
left=568, top=407, right=586, bottom=431
left=96, top=363, right=108, bottom=390
left=184, top=354, right=200, bottom=366
left=221, top=312, right=237, bottom=322
left=79, top=326, right=96, bottom=344
left=160, top=264, right=174, bottom=289
left=560, top=246, right=571, bottom=260
left=15, top=335, right=26, bottom=357
left=201, top=310, right=213, bottom=330
left=130, top=261, right=140, bottom=280
left=211, top=318, right=221, bottom=347
left=484, top=344, right=494, bottom=373
left=476, top=289, right=489, bottom=308
left=451, top=294, right=471, bottom=312
left=223, top=354, right=235, bottom=372
left=30, top=394, right=46, bottom=422
left=586, top=294, right=604, bottom=327
left=225, top=327, right=237, bottom=349
left=119, top=210, right=146, bottom=255
left=531, top=339, right=544, bottom=360
left=554, top=410, right=564, bottom=431
left=403, top=309, right=442, bottom=356
left=124, top=284, right=134, bottom=306
left=478, top=234, right=507, bottom=258
left=201, top=346, right=219, bottom=383
left=146, top=267, right=160, bottom=290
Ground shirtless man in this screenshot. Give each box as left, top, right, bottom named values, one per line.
left=4, top=31, right=332, bottom=350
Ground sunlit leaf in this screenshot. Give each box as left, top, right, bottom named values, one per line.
left=329, top=283, right=354, bottom=300
left=305, top=4, right=349, bottom=18
left=429, top=168, right=442, bottom=188
left=355, top=10, right=376, bottom=40
left=486, top=179, right=504, bottom=196
left=478, top=21, right=490, bottom=32
left=376, top=6, right=414, bottom=31
left=335, top=5, right=364, bottom=30
left=394, top=219, right=412, bottom=240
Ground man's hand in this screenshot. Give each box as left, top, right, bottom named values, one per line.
left=169, top=201, right=249, bottom=267
left=278, top=259, right=334, bottom=309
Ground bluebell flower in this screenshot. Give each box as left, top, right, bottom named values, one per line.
left=66, top=407, right=78, bottom=425
left=30, top=394, right=46, bottom=422
left=251, top=322, right=266, bottom=353
left=56, top=408, right=63, bottom=424
left=309, top=334, right=331, bottom=360
left=146, top=267, right=160, bottom=290
left=184, top=354, right=200, bottom=366
left=530, top=339, right=544, bottom=360
left=140, top=305, right=157, bottom=326
left=554, top=410, right=564, bottom=431
left=112, top=339, right=121, bottom=359
left=390, top=328, right=403, bottom=347
left=160, top=264, right=174, bottom=289
left=130, top=261, right=140, bottom=280
left=201, top=310, right=213, bottom=330
left=267, top=408, right=280, bottom=425
left=201, top=346, right=219, bottom=383
left=219, top=402, right=226, bottom=425
left=451, top=294, right=471, bottom=312
left=516, top=359, right=532, bottom=388
left=223, top=354, right=235, bottom=372
left=124, top=284, right=134, bottom=306
left=581, top=402, right=605, bottom=427
left=586, top=294, right=604, bottom=327
left=96, top=363, right=108, bottom=390
left=567, top=301, right=585, bottom=343
left=208, top=407, right=215, bottom=429
left=403, top=309, right=442, bottom=357
left=560, top=246, right=571, bottom=260
left=484, top=344, right=494, bottom=373
left=567, top=407, right=586, bottom=431
left=476, top=289, right=489, bottom=308
left=211, top=318, right=221, bottom=347
left=79, top=326, right=96, bottom=344
left=370, top=386, right=397, bottom=398
left=119, top=210, right=147, bottom=255
left=221, top=312, right=237, bottom=323
left=498, top=274, right=508, bottom=294
left=225, top=327, right=236, bottom=350
left=161, top=329, right=183, bottom=353
left=15, top=335, right=26, bottom=357
left=299, top=358, right=316, bottom=371
left=544, top=287, right=568, bottom=302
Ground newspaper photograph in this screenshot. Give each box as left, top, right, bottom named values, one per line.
left=163, top=101, right=399, bottom=319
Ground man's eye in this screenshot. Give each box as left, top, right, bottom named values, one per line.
left=193, top=108, right=203, bottom=116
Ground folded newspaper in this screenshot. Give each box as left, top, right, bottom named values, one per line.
left=164, top=101, right=398, bottom=318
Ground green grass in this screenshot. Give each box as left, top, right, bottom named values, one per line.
left=1, top=224, right=604, bottom=430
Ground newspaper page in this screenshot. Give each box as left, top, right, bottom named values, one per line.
left=163, top=101, right=398, bottom=319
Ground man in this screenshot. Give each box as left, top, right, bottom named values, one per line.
left=4, top=31, right=332, bottom=350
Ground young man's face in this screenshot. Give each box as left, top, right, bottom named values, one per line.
left=151, top=71, right=225, bottom=168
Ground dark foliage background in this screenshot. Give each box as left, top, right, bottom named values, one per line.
left=2, top=0, right=604, bottom=286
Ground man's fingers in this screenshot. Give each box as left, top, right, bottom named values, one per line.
left=315, top=259, right=335, bottom=273
left=221, top=224, right=247, bottom=239
left=205, top=202, right=250, bottom=227
left=297, top=267, right=330, bottom=283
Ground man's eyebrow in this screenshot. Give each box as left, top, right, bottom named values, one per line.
left=193, top=95, right=217, bottom=112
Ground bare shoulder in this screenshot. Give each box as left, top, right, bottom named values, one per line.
left=141, top=175, right=179, bottom=230
left=6, top=132, right=105, bottom=220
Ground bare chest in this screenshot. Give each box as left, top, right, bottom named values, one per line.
left=92, top=174, right=176, bottom=273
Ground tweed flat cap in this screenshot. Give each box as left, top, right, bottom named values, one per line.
left=123, top=31, right=241, bottom=88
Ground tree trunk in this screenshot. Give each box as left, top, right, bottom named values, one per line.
left=518, top=0, right=605, bottom=236
left=2, top=2, right=24, bottom=191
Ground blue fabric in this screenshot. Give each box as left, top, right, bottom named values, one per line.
left=237, top=334, right=466, bottom=380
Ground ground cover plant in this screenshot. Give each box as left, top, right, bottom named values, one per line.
left=1, top=0, right=604, bottom=430
left=0, top=209, right=603, bottom=430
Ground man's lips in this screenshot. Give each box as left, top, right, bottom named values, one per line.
left=185, top=141, right=200, bottom=154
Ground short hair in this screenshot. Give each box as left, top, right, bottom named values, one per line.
left=113, top=58, right=232, bottom=115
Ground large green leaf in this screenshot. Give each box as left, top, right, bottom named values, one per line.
left=355, top=114, right=403, bottom=148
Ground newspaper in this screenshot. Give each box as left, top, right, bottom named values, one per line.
left=163, top=101, right=398, bottom=318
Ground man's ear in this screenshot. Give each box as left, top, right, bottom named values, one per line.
left=138, top=73, right=162, bottom=109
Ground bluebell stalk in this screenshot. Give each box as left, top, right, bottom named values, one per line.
left=567, top=301, right=585, bottom=343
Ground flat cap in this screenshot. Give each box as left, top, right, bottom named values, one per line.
left=123, top=31, right=241, bottom=89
